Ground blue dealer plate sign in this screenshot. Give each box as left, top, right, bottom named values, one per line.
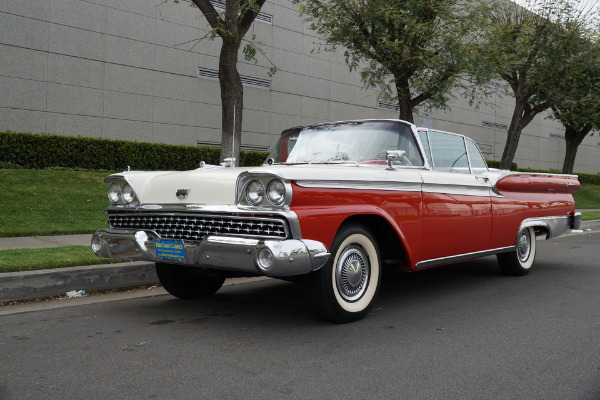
left=155, top=240, right=186, bottom=261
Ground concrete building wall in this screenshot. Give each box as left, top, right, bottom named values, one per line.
left=1, top=0, right=599, bottom=173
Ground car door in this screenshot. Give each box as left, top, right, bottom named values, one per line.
left=418, top=129, right=493, bottom=264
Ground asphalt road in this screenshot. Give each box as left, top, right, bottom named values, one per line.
left=1, top=232, right=599, bottom=400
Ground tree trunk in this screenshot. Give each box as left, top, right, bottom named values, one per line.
left=395, top=80, right=414, bottom=124
left=499, top=94, right=543, bottom=170
left=562, top=125, right=591, bottom=174
left=499, top=104, right=525, bottom=170
left=218, top=38, right=243, bottom=165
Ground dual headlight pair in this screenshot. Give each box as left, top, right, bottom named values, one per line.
left=245, top=178, right=286, bottom=206
left=108, top=181, right=137, bottom=205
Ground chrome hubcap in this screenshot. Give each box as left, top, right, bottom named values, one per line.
left=335, top=244, right=370, bottom=302
left=517, top=229, right=531, bottom=262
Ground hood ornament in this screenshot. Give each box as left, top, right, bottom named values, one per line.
left=176, top=189, right=190, bottom=200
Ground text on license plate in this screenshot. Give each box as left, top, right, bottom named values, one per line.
left=154, top=240, right=186, bottom=261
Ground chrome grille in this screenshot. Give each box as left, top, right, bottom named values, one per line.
left=107, top=212, right=289, bottom=241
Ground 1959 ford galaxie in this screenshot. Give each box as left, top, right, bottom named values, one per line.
left=92, top=119, right=581, bottom=322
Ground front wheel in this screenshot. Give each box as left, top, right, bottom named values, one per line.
left=156, top=263, right=225, bottom=299
left=307, top=224, right=382, bottom=323
left=497, top=226, right=537, bottom=276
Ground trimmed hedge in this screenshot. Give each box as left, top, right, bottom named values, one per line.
left=2, top=131, right=598, bottom=183
left=0, top=131, right=269, bottom=170
left=486, top=159, right=518, bottom=170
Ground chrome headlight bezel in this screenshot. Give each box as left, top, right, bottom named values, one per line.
left=237, top=174, right=292, bottom=209
left=105, top=176, right=139, bottom=206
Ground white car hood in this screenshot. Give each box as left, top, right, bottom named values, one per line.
left=122, top=168, right=240, bottom=205
left=119, top=164, right=425, bottom=205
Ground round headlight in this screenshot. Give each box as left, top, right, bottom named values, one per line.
left=246, top=180, right=265, bottom=206
left=108, top=182, right=121, bottom=204
left=266, top=179, right=286, bottom=206
left=121, top=183, right=135, bottom=204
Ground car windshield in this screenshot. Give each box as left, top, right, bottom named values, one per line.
left=265, top=121, right=424, bottom=166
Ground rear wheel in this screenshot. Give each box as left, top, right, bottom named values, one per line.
left=156, top=263, right=225, bottom=299
left=307, top=224, right=382, bottom=323
left=497, top=226, right=536, bottom=276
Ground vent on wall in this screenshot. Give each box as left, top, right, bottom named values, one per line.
left=209, top=1, right=273, bottom=24
left=197, top=67, right=271, bottom=90
left=477, top=142, right=493, bottom=158
left=549, top=133, right=565, bottom=140
left=197, top=140, right=269, bottom=152
left=377, top=101, right=418, bottom=115
left=482, top=121, right=508, bottom=130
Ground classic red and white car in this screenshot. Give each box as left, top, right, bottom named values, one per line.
left=92, top=119, right=581, bottom=322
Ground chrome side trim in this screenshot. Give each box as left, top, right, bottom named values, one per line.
left=295, top=180, right=422, bottom=192
left=92, top=229, right=329, bottom=277
left=421, top=183, right=493, bottom=197
left=519, top=215, right=575, bottom=239
left=296, top=180, right=495, bottom=197
left=415, top=246, right=515, bottom=269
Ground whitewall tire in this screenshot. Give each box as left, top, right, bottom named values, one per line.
left=497, top=226, right=537, bottom=276
left=308, top=224, right=382, bottom=323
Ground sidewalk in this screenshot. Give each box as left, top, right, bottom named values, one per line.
left=0, top=234, right=92, bottom=251
left=1, top=216, right=599, bottom=303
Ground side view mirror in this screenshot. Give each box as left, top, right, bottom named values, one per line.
left=385, top=150, right=406, bottom=171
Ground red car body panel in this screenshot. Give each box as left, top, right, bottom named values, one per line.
left=290, top=173, right=578, bottom=271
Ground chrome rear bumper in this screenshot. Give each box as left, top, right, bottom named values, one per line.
left=91, top=228, right=329, bottom=277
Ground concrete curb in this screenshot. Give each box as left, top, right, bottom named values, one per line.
left=0, top=262, right=158, bottom=302
left=580, top=219, right=600, bottom=231
left=1, top=222, right=598, bottom=304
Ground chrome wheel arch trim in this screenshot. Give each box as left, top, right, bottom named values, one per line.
left=518, top=215, right=576, bottom=240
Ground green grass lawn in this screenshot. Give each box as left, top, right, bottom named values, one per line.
left=0, top=246, right=129, bottom=273
left=0, top=169, right=111, bottom=237
left=573, top=183, right=600, bottom=209
left=582, top=211, right=600, bottom=221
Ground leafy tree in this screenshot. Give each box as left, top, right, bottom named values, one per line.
left=549, top=34, right=600, bottom=174
left=479, top=0, right=593, bottom=170
left=180, top=0, right=270, bottom=164
left=293, top=0, right=493, bottom=123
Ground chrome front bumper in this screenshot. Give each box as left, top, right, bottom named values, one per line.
left=91, top=228, right=330, bottom=277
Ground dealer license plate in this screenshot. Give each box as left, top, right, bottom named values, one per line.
left=154, top=240, right=186, bottom=261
